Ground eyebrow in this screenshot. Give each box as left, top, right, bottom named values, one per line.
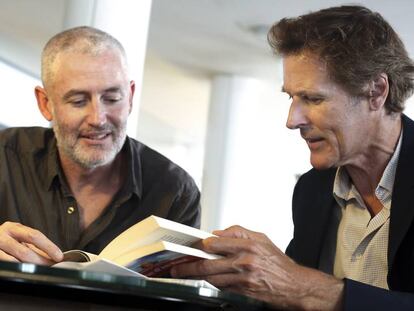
left=280, top=86, right=325, bottom=98
left=62, top=87, right=124, bottom=101
left=103, top=87, right=123, bottom=94
left=62, top=90, right=89, bottom=101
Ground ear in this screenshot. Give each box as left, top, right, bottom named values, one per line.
left=128, top=80, right=136, bottom=115
left=34, top=86, right=53, bottom=121
left=367, top=73, right=389, bottom=111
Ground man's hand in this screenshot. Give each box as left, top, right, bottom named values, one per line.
left=171, top=225, right=344, bottom=310
left=0, top=222, right=63, bottom=265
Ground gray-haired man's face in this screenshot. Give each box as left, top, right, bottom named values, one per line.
left=46, top=50, right=134, bottom=169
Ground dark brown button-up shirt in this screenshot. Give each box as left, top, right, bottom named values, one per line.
left=0, top=127, right=200, bottom=254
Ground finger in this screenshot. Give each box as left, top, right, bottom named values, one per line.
left=201, top=236, right=269, bottom=256
left=213, top=225, right=272, bottom=243
left=212, top=225, right=250, bottom=238
left=24, top=243, right=57, bottom=265
left=0, top=237, right=55, bottom=265
left=171, top=254, right=248, bottom=278
left=5, top=223, right=63, bottom=261
left=24, top=243, right=52, bottom=259
left=0, top=249, right=19, bottom=262
left=171, top=258, right=228, bottom=278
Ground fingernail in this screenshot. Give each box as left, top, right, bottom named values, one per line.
left=54, top=251, right=64, bottom=261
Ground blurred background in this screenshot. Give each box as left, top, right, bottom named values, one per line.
left=1, top=0, right=414, bottom=250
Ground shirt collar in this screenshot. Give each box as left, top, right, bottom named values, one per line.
left=333, top=167, right=354, bottom=208
left=333, top=130, right=403, bottom=208
left=377, top=130, right=402, bottom=194
left=123, top=136, right=143, bottom=198
left=44, top=134, right=60, bottom=191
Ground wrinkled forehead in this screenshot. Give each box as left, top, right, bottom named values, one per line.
left=281, top=51, right=350, bottom=97
left=282, top=52, right=329, bottom=82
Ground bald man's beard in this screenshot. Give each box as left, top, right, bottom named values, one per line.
left=52, top=120, right=127, bottom=169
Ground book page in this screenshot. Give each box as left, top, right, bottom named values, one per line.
left=99, top=216, right=214, bottom=260
left=112, top=241, right=221, bottom=277
left=62, top=250, right=99, bottom=262
left=149, top=278, right=219, bottom=291
left=112, top=241, right=220, bottom=266
left=53, top=258, right=146, bottom=277
left=53, top=259, right=219, bottom=290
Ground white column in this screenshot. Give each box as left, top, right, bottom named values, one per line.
left=201, top=75, right=265, bottom=231
left=62, top=0, right=152, bottom=139
left=63, top=0, right=95, bottom=28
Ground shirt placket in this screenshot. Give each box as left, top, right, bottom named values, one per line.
left=350, top=188, right=390, bottom=261
left=63, top=196, right=82, bottom=249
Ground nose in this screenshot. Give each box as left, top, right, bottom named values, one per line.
left=87, top=98, right=107, bottom=127
left=286, top=99, right=307, bottom=130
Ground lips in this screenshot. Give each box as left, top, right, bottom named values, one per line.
left=303, top=136, right=325, bottom=150
left=306, top=137, right=324, bottom=143
left=80, top=131, right=111, bottom=140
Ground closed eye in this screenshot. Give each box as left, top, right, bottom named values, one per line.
left=301, top=95, right=324, bottom=104
left=103, top=97, right=122, bottom=104
left=70, top=99, right=87, bottom=107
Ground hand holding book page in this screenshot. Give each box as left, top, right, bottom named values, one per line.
left=53, top=215, right=221, bottom=284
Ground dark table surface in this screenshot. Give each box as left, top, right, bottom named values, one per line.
left=0, top=260, right=273, bottom=310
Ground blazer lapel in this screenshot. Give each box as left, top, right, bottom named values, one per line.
left=388, top=114, right=414, bottom=271
left=293, top=169, right=337, bottom=268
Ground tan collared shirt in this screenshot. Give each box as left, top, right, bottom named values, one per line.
left=331, top=132, right=402, bottom=289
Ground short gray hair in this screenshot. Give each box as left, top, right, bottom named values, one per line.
left=41, top=26, right=127, bottom=88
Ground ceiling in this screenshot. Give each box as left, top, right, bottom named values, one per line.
left=146, top=0, right=414, bottom=78
left=1, top=0, right=414, bottom=79
left=0, top=0, right=65, bottom=77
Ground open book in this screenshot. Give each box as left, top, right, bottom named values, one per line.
left=53, top=215, right=220, bottom=289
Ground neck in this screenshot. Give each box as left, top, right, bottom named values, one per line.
left=59, top=152, right=124, bottom=194
left=345, top=114, right=402, bottom=214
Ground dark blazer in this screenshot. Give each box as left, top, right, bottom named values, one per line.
left=286, top=114, right=414, bottom=310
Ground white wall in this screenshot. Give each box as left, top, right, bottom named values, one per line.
left=138, top=54, right=309, bottom=249
left=0, top=62, right=47, bottom=127
left=222, top=79, right=310, bottom=247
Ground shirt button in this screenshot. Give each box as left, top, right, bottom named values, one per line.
left=67, top=206, right=75, bottom=214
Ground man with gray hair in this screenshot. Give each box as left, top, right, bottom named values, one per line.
left=0, top=26, right=200, bottom=264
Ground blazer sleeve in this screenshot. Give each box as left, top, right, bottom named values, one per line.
left=344, top=279, right=414, bottom=311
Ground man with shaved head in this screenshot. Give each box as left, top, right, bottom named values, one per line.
left=172, top=5, right=414, bottom=310
left=0, top=26, right=200, bottom=264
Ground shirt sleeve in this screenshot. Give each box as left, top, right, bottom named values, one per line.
left=167, top=178, right=201, bottom=229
